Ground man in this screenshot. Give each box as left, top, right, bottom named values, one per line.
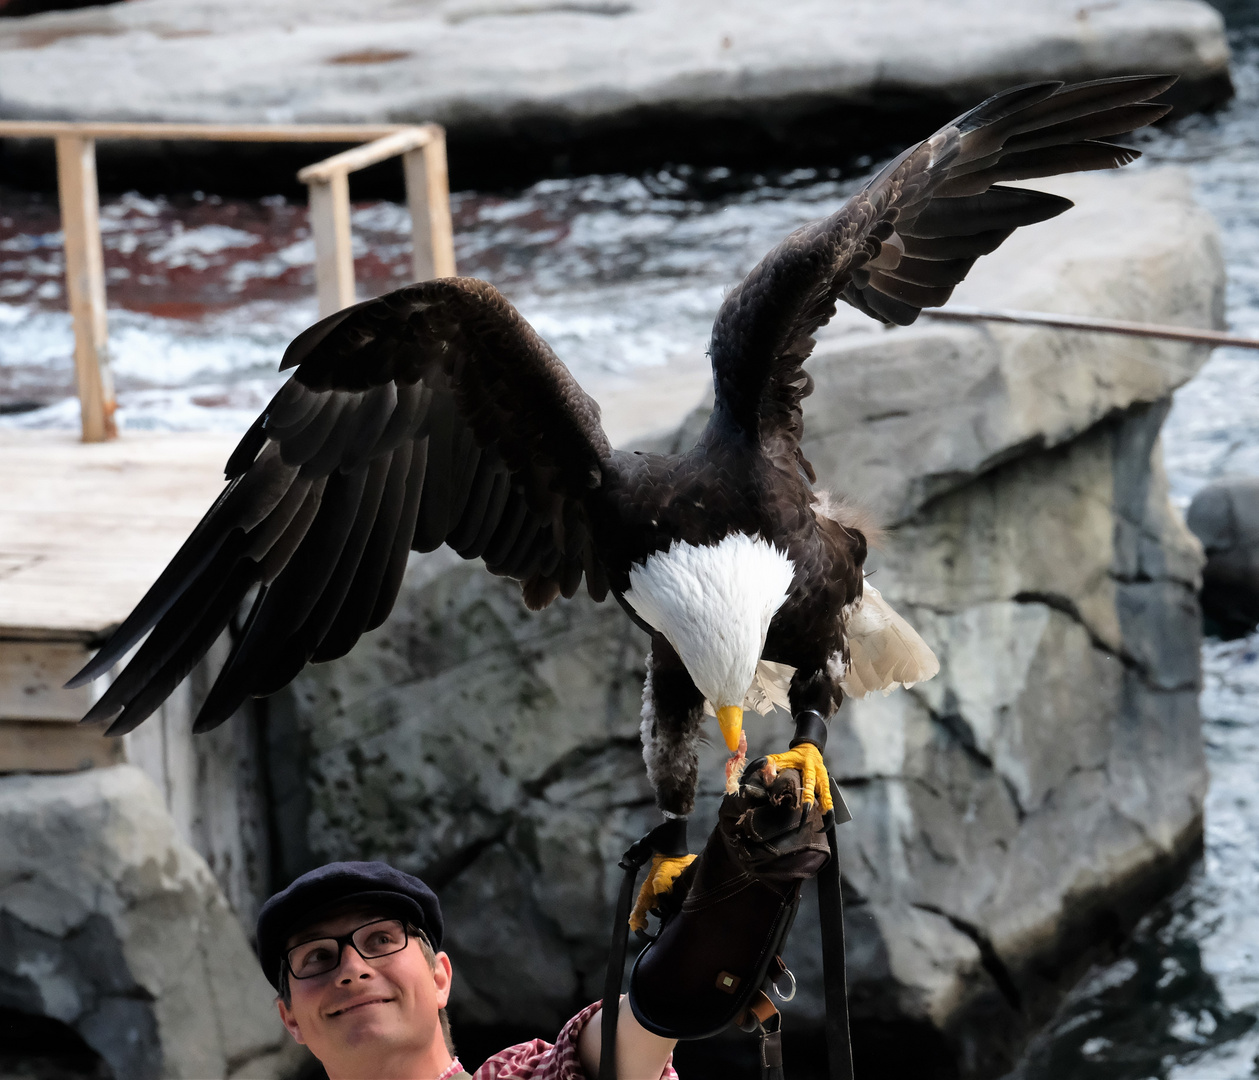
left=256, top=861, right=678, bottom=1080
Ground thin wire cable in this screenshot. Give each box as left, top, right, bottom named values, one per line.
left=922, top=306, right=1259, bottom=351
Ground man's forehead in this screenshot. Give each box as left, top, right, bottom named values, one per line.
left=285, top=903, right=396, bottom=948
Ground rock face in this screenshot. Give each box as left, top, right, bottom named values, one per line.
left=0, top=0, right=1232, bottom=187
left=0, top=765, right=304, bottom=1080
left=1187, top=476, right=1259, bottom=637
left=256, top=167, right=1222, bottom=1076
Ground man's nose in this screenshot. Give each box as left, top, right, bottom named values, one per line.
left=336, top=946, right=374, bottom=983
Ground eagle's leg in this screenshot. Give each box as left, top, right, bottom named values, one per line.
left=640, top=635, right=704, bottom=816
left=767, top=667, right=839, bottom=812
left=631, top=636, right=704, bottom=929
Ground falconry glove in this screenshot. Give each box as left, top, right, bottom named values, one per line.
left=600, top=714, right=855, bottom=1080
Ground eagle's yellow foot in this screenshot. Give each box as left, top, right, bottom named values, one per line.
left=766, top=742, right=834, bottom=813
left=628, top=852, right=696, bottom=932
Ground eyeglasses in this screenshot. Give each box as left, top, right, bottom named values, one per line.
left=285, top=918, right=420, bottom=980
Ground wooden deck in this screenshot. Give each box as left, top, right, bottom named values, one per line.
left=0, top=428, right=236, bottom=769
left=1, top=428, right=236, bottom=639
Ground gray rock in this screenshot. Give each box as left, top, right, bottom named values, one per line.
left=1187, top=476, right=1259, bottom=636
left=0, top=0, right=1231, bottom=184
left=816, top=401, right=1206, bottom=1072
left=257, top=165, right=1219, bottom=1075
left=0, top=765, right=307, bottom=1080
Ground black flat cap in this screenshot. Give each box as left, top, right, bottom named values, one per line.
left=256, top=861, right=444, bottom=990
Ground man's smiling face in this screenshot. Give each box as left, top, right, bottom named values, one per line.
left=276, top=905, right=452, bottom=1079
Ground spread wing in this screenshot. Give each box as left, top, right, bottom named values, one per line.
left=71, top=278, right=613, bottom=735
left=706, top=74, right=1176, bottom=472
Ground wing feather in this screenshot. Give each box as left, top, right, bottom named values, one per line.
left=311, top=439, right=414, bottom=662
left=74, top=278, right=615, bottom=734
left=103, top=563, right=261, bottom=736
left=367, top=436, right=428, bottom=631
left=413, top=396, right=456, bottom=552
left=483, top=491, right=532, bottom=568
left=706, top=75, right=1173, bottom=458
left=449, top=450, right=502, bottom=553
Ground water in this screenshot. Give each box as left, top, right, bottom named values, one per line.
left=0, top=166, right=870, bottom=432
left=2, top=8, right=1259, bottom=1076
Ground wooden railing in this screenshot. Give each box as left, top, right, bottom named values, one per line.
left=0, top=121, right=457, bottom=442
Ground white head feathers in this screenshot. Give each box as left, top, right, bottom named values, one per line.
left=624, top=533, right=796, bottom=711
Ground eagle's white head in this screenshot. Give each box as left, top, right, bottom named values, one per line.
left=624, top=533, right=796, bottom=751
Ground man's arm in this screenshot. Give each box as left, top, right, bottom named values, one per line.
left=576, top=996, right=676, bottom=1080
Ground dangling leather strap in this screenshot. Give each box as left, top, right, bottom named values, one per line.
left=741, top=990, right=785, bottom=1080
left=599, top=817, right=688, bottom=1080
left=818, top=778, right=855, bottom=1080
left=755, top=1007, right=784, bottom=1080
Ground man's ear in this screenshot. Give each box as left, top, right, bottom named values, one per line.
left=277, top=997, right=308, bottom=1044
left=433, top=951, right=454, bottom=1009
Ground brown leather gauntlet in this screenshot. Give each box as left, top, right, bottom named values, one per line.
left=629, top=763, right=830, bottom=1040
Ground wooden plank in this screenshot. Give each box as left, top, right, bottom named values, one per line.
left=405, top=130, right=456, bottom=282
left=0, top=721, right=123, bottom=774
left=55, top=135, right=115, bottom=443
left=0, top=430, right=236, bottom=638
left=297, top=126, right=434, bottom=183
left=0, top=640, right=96, bottom=721
left=308, top=171, right=356, bottom=317
left=0, top=121, right=409, bottom=141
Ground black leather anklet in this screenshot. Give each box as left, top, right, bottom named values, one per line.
left=789, top=710, right=828, bottom=752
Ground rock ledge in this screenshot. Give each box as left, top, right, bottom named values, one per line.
left=0, top=0, right=1233, bottom=188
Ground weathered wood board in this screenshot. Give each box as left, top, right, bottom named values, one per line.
left=0, top=429, right=236, bottom=773
left=0, top=720, right=123, bottom=772
left=0, top=639, right=97, bottom=721
left=0, top=429, right=237, bottom=640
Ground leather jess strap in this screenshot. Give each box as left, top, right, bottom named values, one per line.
left=819, top=778, right=855, bottom=1080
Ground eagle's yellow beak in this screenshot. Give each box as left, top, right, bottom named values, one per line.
left=716, top=705, right=744, bottom=752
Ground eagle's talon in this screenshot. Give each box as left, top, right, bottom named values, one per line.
left=765, top=743, right=833, bottom=814
left=628, top=852, right=696, bottom=932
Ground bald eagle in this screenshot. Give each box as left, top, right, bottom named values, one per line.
left=70, top=75, right=1173, bottom=890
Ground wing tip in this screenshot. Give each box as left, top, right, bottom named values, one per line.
left=65, top=650, right=119, bottom=690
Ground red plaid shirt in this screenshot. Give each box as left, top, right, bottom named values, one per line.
left=436, top=1001, right=678, bottom=1080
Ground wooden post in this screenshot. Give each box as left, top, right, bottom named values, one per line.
left=404, top=129, right=456, bottom=282
left=55, top=136, right=115, bottom=442
left=307, top=170, right=356, bottom=317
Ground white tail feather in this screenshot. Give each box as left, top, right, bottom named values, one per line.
left=839, top=583, right=940, bottom=699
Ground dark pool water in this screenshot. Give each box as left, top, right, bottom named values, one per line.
left=3, top=5, right=1259, bottom=1077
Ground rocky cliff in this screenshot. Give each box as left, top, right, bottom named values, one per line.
left=249, top=166, right=1222, bottom=1076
